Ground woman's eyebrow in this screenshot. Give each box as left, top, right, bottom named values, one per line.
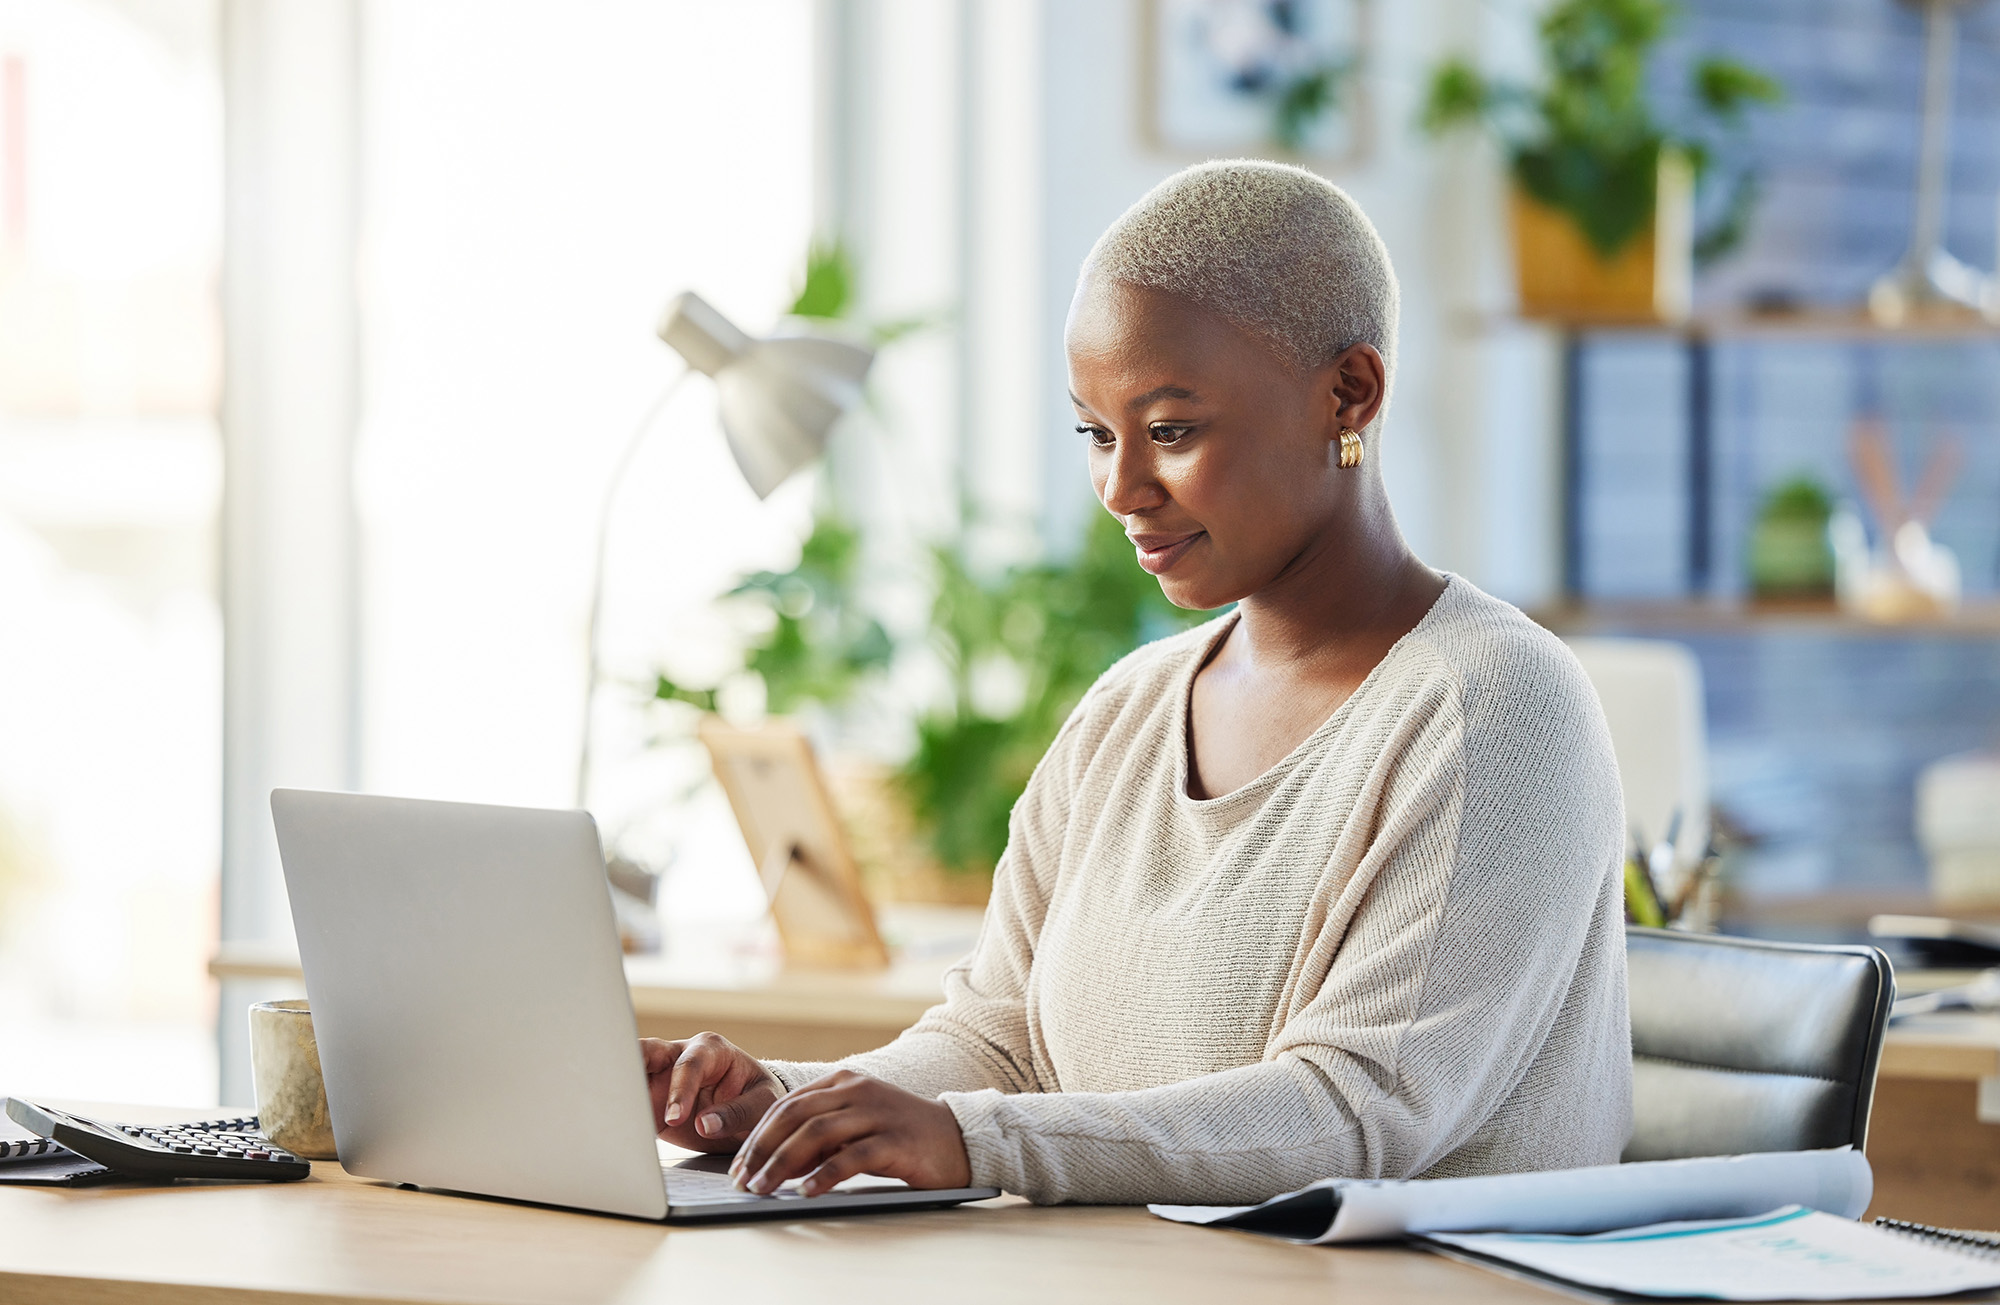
left=1125, top=384, right=1198, bottom=409
left=1068, top=384, right=1200, bottom=417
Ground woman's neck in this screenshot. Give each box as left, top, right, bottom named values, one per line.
left=1229, top=470, right=1444, bottom=681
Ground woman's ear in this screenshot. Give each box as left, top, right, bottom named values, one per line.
left=1327, top=343, right=1387, bottom=433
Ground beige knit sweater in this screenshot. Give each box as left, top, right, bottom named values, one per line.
left=768, top=575, right=1632, bottom=1205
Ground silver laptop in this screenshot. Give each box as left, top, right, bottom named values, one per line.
left=269, top=788, right=999, bottom=1222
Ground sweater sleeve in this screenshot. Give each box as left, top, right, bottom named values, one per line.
left=937, top=670, right=1628, bottom=1205
left=763, top=695, right=1090, bottom=1098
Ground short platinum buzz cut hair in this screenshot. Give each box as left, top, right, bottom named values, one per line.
left=1081, top=159, right=1400, bottom=425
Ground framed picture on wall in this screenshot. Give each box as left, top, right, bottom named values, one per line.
left=1142, top=0, right=1371, bottom=165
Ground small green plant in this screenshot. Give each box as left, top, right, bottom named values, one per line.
left=1422, top=0, right=1781, bottom=260
left=1747, top=474, right=1836, bottom=599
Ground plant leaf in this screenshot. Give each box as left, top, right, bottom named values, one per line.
left=1693, top=57, right=1784, bottom=122
left=1421, top=59, right=1491, bottom=135
left=789, top=241, right=855, bottom=321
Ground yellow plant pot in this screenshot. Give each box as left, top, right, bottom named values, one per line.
left=1509, top=153, right=1692, bottom=324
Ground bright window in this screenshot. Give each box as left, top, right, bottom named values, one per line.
left=355, top=1, right=818, bottom=919
left=0, top=0, right=223, bottom=1105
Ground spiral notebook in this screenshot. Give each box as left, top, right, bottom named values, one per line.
left=1874, top=1219, right=2000, bottom=1258
left=0, top=1118, right=115, bottom=1186
left=1419, top=1207, right=2000, bottom=1302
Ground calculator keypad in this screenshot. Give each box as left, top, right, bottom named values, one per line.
left=115, top=1120, right=297, bottom=1165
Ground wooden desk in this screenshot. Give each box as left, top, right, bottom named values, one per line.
left=209, top=906, right=984, bottom=1063
left=0, top=1104, right=1562, bottom=1305
left=1869, top=1014, right=2000, bottom=1228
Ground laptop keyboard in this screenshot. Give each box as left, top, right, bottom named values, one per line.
left=661, top=1154, right=908, bottom=1205
left=664, top=1161, right=769, bottom=1202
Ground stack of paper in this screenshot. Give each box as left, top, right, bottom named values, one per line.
left=1150, top=1148, right=1873, bottom=1243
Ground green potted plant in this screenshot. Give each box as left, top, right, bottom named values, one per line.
left=1422, top=0, right=1780, bottom=322
left=1747, top=475, right=1836, bottom=601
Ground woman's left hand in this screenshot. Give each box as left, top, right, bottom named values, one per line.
left=729, top=1069, right=972, bottom=1197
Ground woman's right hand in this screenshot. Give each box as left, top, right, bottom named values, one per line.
left=642, top=1033, right=782, bottom=1153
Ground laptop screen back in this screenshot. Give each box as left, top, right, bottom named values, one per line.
left=271, top=789, right=668, bottom=1220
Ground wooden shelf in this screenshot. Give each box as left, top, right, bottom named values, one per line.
left=1717, top=891, right=2000, bottom=930
left=1535, top=599, right=2000, bottom=638
left=1691, top=307, right=2000, bottom=339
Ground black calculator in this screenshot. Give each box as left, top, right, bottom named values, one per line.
left=3, top=1098, right=311, bottom=1182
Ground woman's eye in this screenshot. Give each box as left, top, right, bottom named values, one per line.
left=1149, top=424, right=1193, bottom=446
left=1076, top=424, right=1114, bottom=448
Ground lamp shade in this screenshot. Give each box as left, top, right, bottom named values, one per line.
left=656, top=291, right=875, bottom=498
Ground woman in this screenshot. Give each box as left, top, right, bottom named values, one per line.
left=644, top=160, right=1631, bottom=1206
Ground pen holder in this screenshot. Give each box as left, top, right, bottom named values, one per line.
left=248, top=999, right=337, bottom=1160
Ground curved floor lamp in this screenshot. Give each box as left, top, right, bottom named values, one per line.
left=576, top=291, right=875, bottom=808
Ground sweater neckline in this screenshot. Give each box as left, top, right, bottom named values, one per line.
left=1170, top=574, right=1459, bottom=814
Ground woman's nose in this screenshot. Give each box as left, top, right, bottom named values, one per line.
left=1098, top=438, right=1165, bottom=515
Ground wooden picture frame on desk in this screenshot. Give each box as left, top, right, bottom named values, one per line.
left=699, top=717, right=890, bottom=971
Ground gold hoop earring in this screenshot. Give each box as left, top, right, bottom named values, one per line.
left=1337, top=427, right=1364, bottom=469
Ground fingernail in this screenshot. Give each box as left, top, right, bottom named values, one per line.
left=698, top=1113, right=721, bottom=1136
left=665, top=1104, right=682, bottom=1125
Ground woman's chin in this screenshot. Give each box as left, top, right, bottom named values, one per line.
left=1154, top=572, right=1230, bottom=613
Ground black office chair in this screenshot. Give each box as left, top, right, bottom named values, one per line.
left=1624, top=927, right=1895, bottom=1162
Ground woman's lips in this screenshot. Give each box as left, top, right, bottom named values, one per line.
left=1128, top=530, right=1205, bottom=575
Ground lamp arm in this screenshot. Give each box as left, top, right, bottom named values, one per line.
left=576, top=366, right=693, bottom=809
